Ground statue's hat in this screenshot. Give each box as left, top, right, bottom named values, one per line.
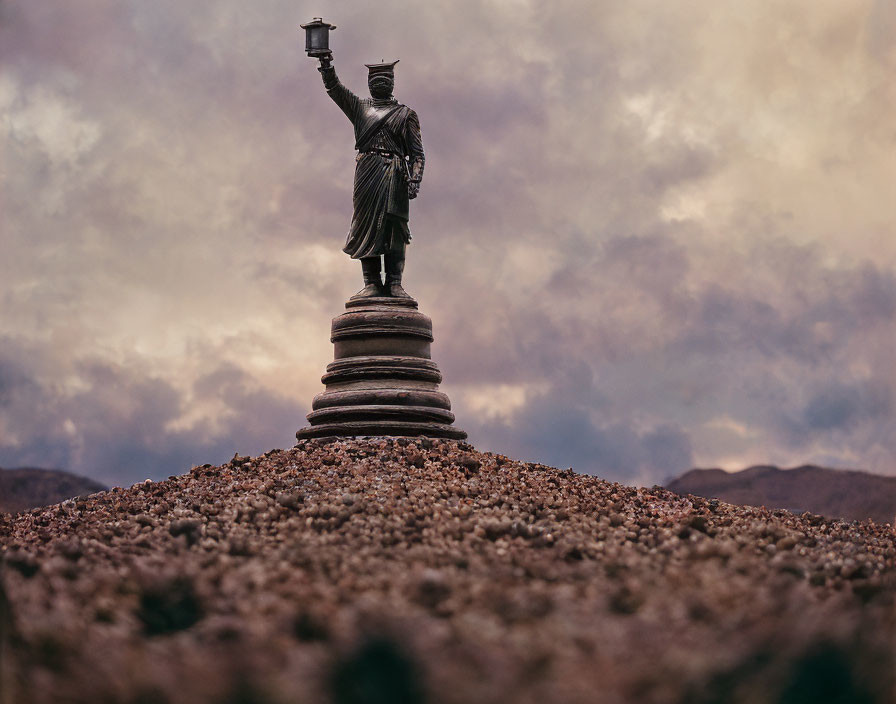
left=365, top=60, right=399, bottom=79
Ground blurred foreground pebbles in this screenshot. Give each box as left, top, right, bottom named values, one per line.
left=1, top=438, right=894, bottom=703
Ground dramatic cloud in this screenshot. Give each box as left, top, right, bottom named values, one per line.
left=2, top=0, right=895, bottom=485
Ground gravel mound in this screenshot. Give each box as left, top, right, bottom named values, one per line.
left=2, top=438, right=894, bottom=703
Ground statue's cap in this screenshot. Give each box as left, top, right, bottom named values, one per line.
left=365, top=60, right=399, bottom=78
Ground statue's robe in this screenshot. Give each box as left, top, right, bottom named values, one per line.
left=321, top=68, right=425, bottom=259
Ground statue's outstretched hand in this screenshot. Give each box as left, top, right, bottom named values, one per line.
left=318, top=52, right=333, bottom=69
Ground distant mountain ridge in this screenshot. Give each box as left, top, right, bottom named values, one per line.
left=0, top=467, right=106, bottom=514
left=666, top=464, right=896, bottom=524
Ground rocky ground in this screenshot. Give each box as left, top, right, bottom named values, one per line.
left=1, top=438, right=894, bottom=704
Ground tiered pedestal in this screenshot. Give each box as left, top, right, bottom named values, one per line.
left=296, top=296, right=466, bottom=440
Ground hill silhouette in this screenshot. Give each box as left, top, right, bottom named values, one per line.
left=0, top=467, right=106, bottom=514
left=2, top=439, right=893, bottom=703
left=667, top=465, right=896, bottom=524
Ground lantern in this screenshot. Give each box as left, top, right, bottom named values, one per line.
left=300, top=17, right=336, bottom=57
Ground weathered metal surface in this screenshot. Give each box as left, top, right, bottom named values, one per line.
left=311, top=389, right=452, bottom=411
left=321, top=356, right=442, bottom=386
left=300, top=18, right=336, bottom=57
left=296, top=296, right=465, bottom=440
left=308, top=41, right=423, bottom=297
left=307, top=405, right=456, bottom=425
left=297, top=30, right=463, bottom=441
left=296, top=420, right=467, bottom=440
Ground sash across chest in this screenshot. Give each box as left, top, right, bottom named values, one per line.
left=354, top=104, right=405, bottom=151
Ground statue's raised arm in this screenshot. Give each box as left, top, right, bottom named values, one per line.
left=316, top=52, right=363, bottom=125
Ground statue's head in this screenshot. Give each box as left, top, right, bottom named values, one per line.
left=365, top=60, right=398, bottom=100
left=368, top=75, right=394, bottom=99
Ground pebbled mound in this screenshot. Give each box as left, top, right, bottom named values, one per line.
left=2, top=439, right=895, bottom=704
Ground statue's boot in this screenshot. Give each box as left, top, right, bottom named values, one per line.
left=384, top=251, right=412, bottom=299
left=352, top=257, right=384, bottom=298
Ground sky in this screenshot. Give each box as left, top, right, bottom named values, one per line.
left=1, top=0, right=895, bottom=488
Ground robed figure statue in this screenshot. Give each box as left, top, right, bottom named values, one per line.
left=314, top=52, right=424, bottom=299
left=296, top=30, right=466, bottom=443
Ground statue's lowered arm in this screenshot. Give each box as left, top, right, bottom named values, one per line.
left=405, top=110, right=424, bottom=199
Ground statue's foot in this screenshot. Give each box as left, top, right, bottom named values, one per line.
left=351, top=283, right=384, bottom=299
left=387, top=283, right=412, bottom=299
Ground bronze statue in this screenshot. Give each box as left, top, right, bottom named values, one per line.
left=312, top=51, right=425, bottom=299
left=296, top=21, right=466, bottom=442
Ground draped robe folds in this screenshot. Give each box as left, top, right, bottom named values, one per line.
left=320, top=67, right=425, bottom=259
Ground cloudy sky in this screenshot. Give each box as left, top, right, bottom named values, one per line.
left=2, top=0, right=895, bottom=487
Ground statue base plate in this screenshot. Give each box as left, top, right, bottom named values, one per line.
left=296, top=296, right=466, bottom=441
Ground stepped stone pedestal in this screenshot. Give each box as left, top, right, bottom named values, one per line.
left=296, top=296, right=466, bottom=440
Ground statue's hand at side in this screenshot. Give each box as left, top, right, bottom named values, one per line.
left=408, top=181, right=420, bottom=199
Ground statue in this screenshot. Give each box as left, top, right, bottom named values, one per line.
left=310, top=48, right=424, bottom=300
left=296, top=20, right=465, bottom=442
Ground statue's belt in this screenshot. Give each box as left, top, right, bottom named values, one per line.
left=357, top=149, right=413, bottom=184
left=358, top=148, right=402, bottom=158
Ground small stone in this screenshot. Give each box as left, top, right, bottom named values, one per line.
left=169, top=519, right=201, bottom=538
left=57, top=539, right=83, bottom=561
left=563, top=545, right=585, bottom=561
left=688, top=515, right=709, bottom=533
left=609, top=584, right=644, bottom=615
left=5, top=550, right=39, bottom=578
left=276, top=492, right=303, bottom=510
left=413, top=569, right=451, bottom=610
left=293, top=610, right=329, bottom=642
left=228, top=538, right=251, bottom=556
left=137, top=575, right=203, bottom=636
left=483, top=520, right=512, bottom=541
left=809, top=572, right=827, bottom=586
left=459, top=455, right=481, bottom=472
left=776, top=536, right=797, bottom=551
